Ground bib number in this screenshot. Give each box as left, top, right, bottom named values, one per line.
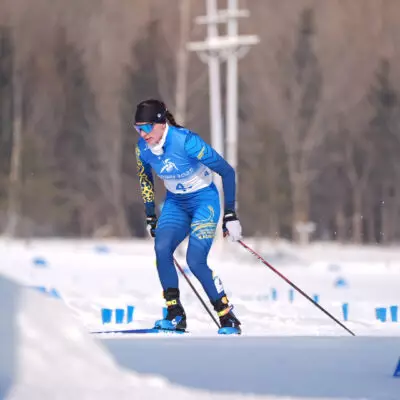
left=176, top=183, right=192, bottom=192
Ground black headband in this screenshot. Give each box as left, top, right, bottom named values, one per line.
left=135, top=101, right=167, bottom=124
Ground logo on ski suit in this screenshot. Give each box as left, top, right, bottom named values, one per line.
left=160, top=158, right=179, bottom=173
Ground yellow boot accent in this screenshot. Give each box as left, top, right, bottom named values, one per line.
left=217, top=305, right=232, bottom=317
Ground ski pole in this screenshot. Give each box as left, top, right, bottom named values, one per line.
left=173, top=256, right=221, bottom=329
left=238, top=240, right=356, bottom=336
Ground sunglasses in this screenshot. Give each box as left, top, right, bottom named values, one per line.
left=134, top=123, right=154, bottom=134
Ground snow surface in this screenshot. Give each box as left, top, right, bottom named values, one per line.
left=1, top=237, right=400, bottom=399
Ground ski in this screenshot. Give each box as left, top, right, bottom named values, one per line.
left=91, top=327, right=187, bottom=335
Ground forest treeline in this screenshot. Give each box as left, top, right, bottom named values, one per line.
left=1, top=0, right=400, bottom=243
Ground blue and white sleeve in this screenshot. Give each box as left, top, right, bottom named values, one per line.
left=135, top=145, right=156, bottom=216
left=184, top=132, right=236, bottom=212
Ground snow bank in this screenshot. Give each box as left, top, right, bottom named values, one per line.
left=0, top=274, right=295, bottom=400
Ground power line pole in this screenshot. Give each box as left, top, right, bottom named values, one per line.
left=4, top=28, right=22, bottom=238
left=226, top=0, right=240, bottom=178
left=187, top=0, right=259, bottom=184
left=187, top=0, right=258, bottom=251
left=188, top=0, right=225, bottom=156
left=175, top=0, right=191, bottom=126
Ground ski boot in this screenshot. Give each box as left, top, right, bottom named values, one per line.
left=213, top=295, right=241, bottom=335
left=154, top=288, right=187, bottom=331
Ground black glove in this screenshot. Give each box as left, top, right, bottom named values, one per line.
left=146, top=215, right=157, bottom=238
left=222, top=211, right=239, bottom=238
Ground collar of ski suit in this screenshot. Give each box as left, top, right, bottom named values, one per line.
left=149, top=123, right=169, bottom=155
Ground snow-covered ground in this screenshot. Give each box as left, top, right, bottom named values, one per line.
left=0, top=237, right=400, bottom=399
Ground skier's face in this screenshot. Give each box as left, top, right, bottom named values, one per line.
left=135, top=123, right=166, bottom=145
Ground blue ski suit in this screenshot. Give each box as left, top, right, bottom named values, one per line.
left=135, top=124, right=236, bottom=302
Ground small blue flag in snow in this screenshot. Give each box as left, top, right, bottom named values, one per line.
left=390, top=305, right=398, bottom=322
left=115, top=308, right=125, bottom=324
left=375, top=307, right=387, bottom=322
left=342, top=303, right=349, bottom=321
left=393, top=358, right=400, bottom=377
left=127, top=305, right=135, bottom=323
left=94, top=245, right=110, bottom=254
left=334, top=277, right=348, bottom=288
left=31, top=286, right=47, bottom=293
left=32, top=257, right=48, bottom=267
left=48, top=288, right=61, bottom=299
left=101, top=308, right=113, bottom=324
left=30, top=286, right=61, bottom=299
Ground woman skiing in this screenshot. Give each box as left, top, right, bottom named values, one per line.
left=134, top=99, right=242, bottom=334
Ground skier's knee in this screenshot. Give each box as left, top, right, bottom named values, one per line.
left=186, top=246, right=206, bottom=273
left=155, top=235, right=173, bottom=258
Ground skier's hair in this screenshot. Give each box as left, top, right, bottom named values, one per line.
left=165, top=109, right=183, bottom=128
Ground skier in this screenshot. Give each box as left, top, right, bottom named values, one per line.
left=134, top=99, right=242, bottom=334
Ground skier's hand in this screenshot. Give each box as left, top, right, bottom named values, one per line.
left=222, top=211, right=242, bottom=241
left=146, top=215, right=157, bottom=238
